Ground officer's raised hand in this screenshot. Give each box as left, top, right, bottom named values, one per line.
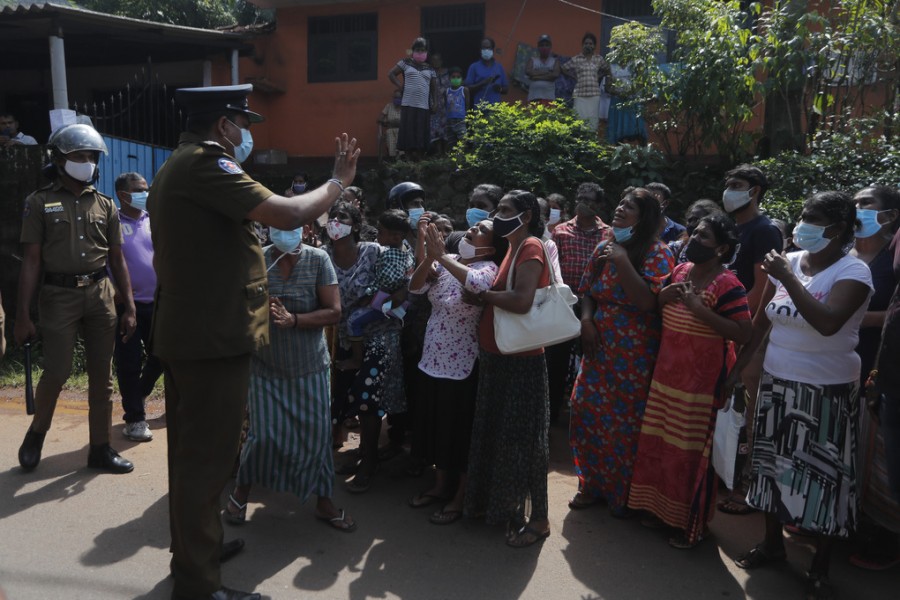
left=331, top=133, right=360, bottom=188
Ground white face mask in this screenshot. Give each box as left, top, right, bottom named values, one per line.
left=64, top=159, right=96, bottom=183
left=458, top=237, right=492, bottom=260
left=722, top=188, right=752, bottom=213
left=326, top=219, right=353, bottom=240
left=547, top=208, right=561, bottom=225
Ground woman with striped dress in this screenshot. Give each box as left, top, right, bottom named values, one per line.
left=224, top=224, right=356, bottom=532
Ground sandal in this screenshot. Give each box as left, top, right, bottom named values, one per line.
left=346, top=466, right=377, bottom=494
left=506, top=524, right=550, bottom=548
left=717, top=497, right=757, bottom=516
left=429, top=507, right=463, bottom=525
left=805, top=572, right=834, bottom=600
left=668, top=533, right=703, bottom=549
left=735, top=544, right=787, bottom=569
left=223, top=494, right=247, bottom=525
left=567, top=493, right=603, bottom=510
left=315, top=508, right=357, bottom=533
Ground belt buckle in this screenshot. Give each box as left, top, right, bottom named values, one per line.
left=75, top=274, right=92, bottom=288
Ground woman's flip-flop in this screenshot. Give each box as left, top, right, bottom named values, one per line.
left=429, top=507, right=463, bottom=525
left=735, top=544, right=787, bottom=569
left=223, top=494, right=247, bottom=525
left=316, top=508, right=357, bottom=533
left=506, top=524, right=550, bottom=548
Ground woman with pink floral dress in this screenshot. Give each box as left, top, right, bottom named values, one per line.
left=407, top=219, right=504, bottom=524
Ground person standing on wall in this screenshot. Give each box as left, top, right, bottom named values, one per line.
left=148, top=84, right=359, bottom=600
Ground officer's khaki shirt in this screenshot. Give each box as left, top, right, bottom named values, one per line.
left=148, top=132, right=272, bottom=360
left=20, top=181, right=123, bottom=274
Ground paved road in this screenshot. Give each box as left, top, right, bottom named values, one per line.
left=0, top=393, right=895, bottom=600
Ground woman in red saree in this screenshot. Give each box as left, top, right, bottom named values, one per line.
left=628, top=213, right=752, bottom=548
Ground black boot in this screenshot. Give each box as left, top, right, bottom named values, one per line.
left=18, top=428, right=46, bottom=471
left=87, top=444, right=134, bottom=474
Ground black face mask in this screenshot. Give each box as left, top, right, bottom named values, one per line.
left=575, top=201, right=596, bottom=218
left=493, top=213, right=524, bottom=238
left=684, top=238, right=718, bottom=264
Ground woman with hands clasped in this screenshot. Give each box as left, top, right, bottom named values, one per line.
left=225, top=222, right=356, bottom=532
left=407, top=220, right=503, bottom=525
left=569, top=188, right=673, bottom=517
left=628, top=213, right=752, bottom=549
left=730, top=192, right=873, bottom=600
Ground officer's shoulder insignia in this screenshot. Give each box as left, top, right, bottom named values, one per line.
left=22, top=202, right=31, bottom=219
left=218, top=157, right=243, bottom=175
left=200, top=140, right=225, bottom=150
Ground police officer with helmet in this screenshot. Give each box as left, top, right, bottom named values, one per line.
left=15, top=123, right=138, bottom=474
left=149, top=84, right=358, bottom=600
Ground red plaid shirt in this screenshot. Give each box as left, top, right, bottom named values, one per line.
left=551, top=217, right=609, bottom=289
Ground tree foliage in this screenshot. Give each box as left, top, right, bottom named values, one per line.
left=608, top=0, right=899, bottom=160
left=607, top=0, right=760, bottom=164
left=78, top=0, right=272, bottom=29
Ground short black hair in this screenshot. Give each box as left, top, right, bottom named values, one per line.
left=700, top=213, right=740, bottom=264
left=645, top=182, right=672, bottom=202
left=470, top=183, right=503, bottom=209
left=186, top=111, right=231, bottom=135
left=344, top=185, right=364, bottom=201
left=378, top=208, right=410, bottom=233
left=805, top=190, right=856, bottom=246
left=577, top=182, right=605, bottom=203
left=582, top=32, right=597, bottom=45
left=505, top=189, right=543, bottom=238
left=725, top=164, right=769, bottom=199
left=293, top=172, right=309, bottom=181
left=412, top=37, right=428, bottom=50
left=483, top=37, right=496, bottom=49
left=449, top=66, right=463, bottom=77
left=115, top=172, right=145, bottom=192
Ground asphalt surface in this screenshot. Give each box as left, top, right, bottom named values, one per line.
left=0, top=391, right=896, bottom=600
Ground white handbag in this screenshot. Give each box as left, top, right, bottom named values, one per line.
left=493, top=240, right=581, bottom=354
left=712, top=390, right=747, bottom=490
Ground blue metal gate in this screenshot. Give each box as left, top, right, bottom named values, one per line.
left=96, top=135, right=172, bottom=203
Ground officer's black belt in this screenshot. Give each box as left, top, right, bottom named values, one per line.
left=44, top=268, right=107, bottom=288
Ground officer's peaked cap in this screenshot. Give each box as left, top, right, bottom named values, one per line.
left=175, top=84, right=264, bottom=123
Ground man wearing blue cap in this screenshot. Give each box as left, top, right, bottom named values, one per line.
left=149, top=84, right=359, bottom=600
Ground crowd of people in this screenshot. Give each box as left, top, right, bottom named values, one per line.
left=7, top=78, right=900, bottom=600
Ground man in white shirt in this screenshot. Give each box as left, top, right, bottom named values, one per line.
left=0, top=113, right=38, bottom=147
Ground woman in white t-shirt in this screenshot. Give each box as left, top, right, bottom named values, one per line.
left=728, top=191, right=873, bottom=599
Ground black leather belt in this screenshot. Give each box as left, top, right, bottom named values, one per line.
left=44, top=268, right=107, bottom=288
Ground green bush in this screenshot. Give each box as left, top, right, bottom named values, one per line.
left=759, top=119, right=900, bottom=221
left=452, top=101, right=606, bottom=196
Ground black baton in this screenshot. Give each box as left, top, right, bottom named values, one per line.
left=24, top=340, right=34, bottom=415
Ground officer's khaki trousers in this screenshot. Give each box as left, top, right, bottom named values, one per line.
left=164, top=354, right=250, bottom=597
left=32, top=278, right=117, bottom=445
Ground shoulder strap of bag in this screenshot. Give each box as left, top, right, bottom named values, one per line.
left=505, top=238, right=558, bottom=289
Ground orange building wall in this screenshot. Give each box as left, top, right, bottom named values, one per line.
left=236, top=0, right=606, bottom=158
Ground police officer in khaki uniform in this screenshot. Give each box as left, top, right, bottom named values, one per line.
left=149, top=85, right=358, bottom=600
left=15, top=123, right=137, bottom=473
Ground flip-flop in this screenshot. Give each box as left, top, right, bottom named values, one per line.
left=223, top=494, right=247, bottom=525
left=408, top=492, right=446, bottom=508
left=346, top=470, right=375, bottom=494
left=429, top=507, right=463, bottom=525
left=316, top=508, right=357, bottom=533
left=718, top=498, right=757, bottom=515
left=567, top=494, right=603, bottom=510
left=735, top=544, right=787, bottom=569
left=506, top=524, right=550, bottom=548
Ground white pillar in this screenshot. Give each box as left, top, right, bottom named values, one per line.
left=230, top=49, right=239, bottom=85
left=202, top=60, right=212, bottom=87
left=49, top=34, right=68, bottom=109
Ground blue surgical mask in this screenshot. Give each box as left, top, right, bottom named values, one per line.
left=127, top=191, right=149, bottom=212
left=855, top=209, right=885, bottom=238
left=226, top=120, right=254, bottom=163
left=612, top=225, right=634, bottom=243
left=408, top=207, right=425, bottom=229
left=481, top=48, right=494, bottom=60
left=793, top=221, right=832, bottom=253
left=269, top=226, right=303, bottom=254
left=466, top=207, right=490, bottom=228
left=292, top=183, right=307, bottom=194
